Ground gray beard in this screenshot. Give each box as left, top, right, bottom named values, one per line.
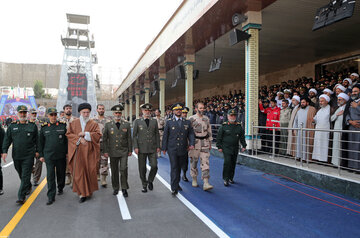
left=81, top=116, right=90, bottom=123
left=19, top=117, right=26, bottom=122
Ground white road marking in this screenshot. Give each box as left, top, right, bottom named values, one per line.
left=3, top=161, right=13, bottom=168
left=132, top=152, right=230, bottom=238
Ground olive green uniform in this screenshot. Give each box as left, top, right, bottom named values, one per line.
left=103, top=120, right=132, bottom=191
left=30, top=118, right=44, bottom=185
left=39, top=121, right=67, bottom=200
left=216, top=122, right=247, bottom=182
left=2, top=121, right=39, bottom=200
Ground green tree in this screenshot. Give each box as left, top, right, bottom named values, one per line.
left=33, top=80, right=45, bottom=99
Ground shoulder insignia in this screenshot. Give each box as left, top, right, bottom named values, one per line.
left=59, top=121, right=66, bottom=124
left=41, top=122, right=48, bottom=127
left=11, top=121, right=17, bottom=124
left=222, top=122, right=227, bottom=125
left=237, top=122, right=241, bottom=125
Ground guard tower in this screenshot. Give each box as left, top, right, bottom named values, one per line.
left=57, top=13, right=98, bottom=117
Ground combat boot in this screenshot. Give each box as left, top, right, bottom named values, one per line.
left=203, top=178, right=213, bottom=191
left=192, top=177, right=198, bottom=187
left=101, top=175, right=107, bottom=188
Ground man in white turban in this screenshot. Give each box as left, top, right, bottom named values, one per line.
left=335, top=84, right=346, bottom=96
left=312, top=94, right=331, bottom=162
left=308, top=88, right=319, bottom=109
left=331, top=93, right=349, bottom=166
left=287, top=96, right=300, bottom=156
left=350, top=73, right=359, bottom=88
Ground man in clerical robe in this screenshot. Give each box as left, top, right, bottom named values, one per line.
left=66, top=103, right=101, bottom=203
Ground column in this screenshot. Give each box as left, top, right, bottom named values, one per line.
left=135, top=80, right=140, bottom=118
left=159, top=54, right=166, bottom=117
left=129, top=96, right=133, bottom=123
left=242, top=11, right=262, bottom=147
left=144, top=70, right=150, bottom=104
left=184, top=58, right=194, bottom=116
left=124, top=100, right=128, bottom=121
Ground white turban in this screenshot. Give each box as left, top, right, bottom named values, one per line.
left=292, top=95, right=300, bottom=102
left=323, top=88, right=333, bottom=95
left=319, top=94, right=330, bottom=102
left=351, top=73, right=359, bottom=78
left=277, top=92, right=284, bottom=95
left=343, top=78, right=352, bottom=85
left=309, top=88, right=317, bottom=94
left=338, top=92, right=349, bottom=101
left=336, top=85, right=346, bottom=92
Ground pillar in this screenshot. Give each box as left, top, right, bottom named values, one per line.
left=242, top=11, right=262, bottom=147
left=184, top=30, right=195, bottom=116
left=159, top=54, right=166, bottom=117
left=129, top=96, right=133, bottom=123
left=135, top=80, right=140, bottom=118
left=144, top=70, right=150, bottom=104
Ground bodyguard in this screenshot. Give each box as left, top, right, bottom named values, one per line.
left=216, top=109, right=247, bottom=186
left=162, top=103, right=195, bottom=195
left=38, top=108, right=67, bottom=205
left=133, top=103, right=160, bottom=193
left=103, top=104, right=132, bottom=197
left=29, top=108, right=43, bottom=187
left=2, top=105, right=39, bottom=204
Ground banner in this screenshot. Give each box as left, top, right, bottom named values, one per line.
left=67, top=73, right=88, bottom=116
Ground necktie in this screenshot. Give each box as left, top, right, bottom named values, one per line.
left=116, top=122, right=120, bottom=129
left=145, top=118, right=150, bottom=127
left=177, top=119, right=181, bottom=127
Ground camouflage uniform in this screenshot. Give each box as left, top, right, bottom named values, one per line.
left=154, top=116, right=165, bottom=157
left=189, top=114, right=213, bottom=190
left=60, top=115, right=76, bottom=185
left=93, top=115, right=111, bottom=186
left=29, top=116, right=43, bottom=185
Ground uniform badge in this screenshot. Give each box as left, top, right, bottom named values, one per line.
left=172, top=127, right=175, bottom=130
left=111, top=131, right=114, bottom=134
left=184, top=125, right=188, bottom=130
left=139, top=125, right=143, bottom=130
left=59, top=135, right=62, bottom=139
left=27, top=133, right=30, bottom=136
left=122, top=128, right=127, bottom=132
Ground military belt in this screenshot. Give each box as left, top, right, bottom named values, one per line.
left=195, top=135, right=209, bottom=140
left=158, top=128, right=164, bottom=131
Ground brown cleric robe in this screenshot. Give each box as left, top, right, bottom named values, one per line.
left=66, top=118, right=101, bottom=197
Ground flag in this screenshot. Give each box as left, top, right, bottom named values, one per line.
left=23, top=86, right=26, bottom=99
left=11, top=87, right=14, bottom=99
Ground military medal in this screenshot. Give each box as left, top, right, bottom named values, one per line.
left=27, top=133, right=30, bottom=136
left=122, top=128, right=127, bottom=132
left=172, top=127, right=175, bottom=130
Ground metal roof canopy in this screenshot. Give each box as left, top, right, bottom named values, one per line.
left=67, top=13, right=90, bottom=25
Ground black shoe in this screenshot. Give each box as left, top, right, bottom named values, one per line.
left=224, top=181, right=229, bottom=187
left=33, top=181, right=39, bottom=186
left=177, top=186, right=182, bottom=191
left=148, top=182, right=153, bottom=191
left=16, top=199, right=25, bottom=204
left=113, top=190, right=119, bottom=195
left=182, top=174, right=189, bottom=182
left=229, top=179, right=235, bottom=184
left=122, top=189, right=128, bottom=197
left=142, top=187, right=148, bottom=193
left=25, top=187, right=32, bottom=196
left=171, top=190, right=178, bottom=196
left=0, top=190, right=4, bottom=195
left=58, top=190, right=63, bottom=195
left=79, top=197, right=87, bottom=203
left=46, top=199, right=55, bottom=205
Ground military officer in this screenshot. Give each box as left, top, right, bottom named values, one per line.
left=154, top=109, right=165, bottom=158
left=103, top=104, right=132, bottom=197
left=162, top=103, right=195, bottom=195
left=92, top=104, right=111, bottom=187
left=38, top=108, right=67, bottom=205
left=60, top=104, right=76, bottom=185
left=0, top=126, right=5, bottom=195
left=189, top=102, right=214, bottom=191
left=181, top=106, right=190, bottom=182
left=133, top=103, right=160, bottom=193
left=29, top=108, right=43, bottom=186
left=216, top=109, right=247, bottom=186
left=2, top=105, right=39, bottom=204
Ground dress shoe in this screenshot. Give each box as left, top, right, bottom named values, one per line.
left=171, top=190, right=178, bottom=196
left=229, top=179, right=235, bottom=184
left=46, top=199, right=55, bottom=205
left=58, top=189, right=64, bottom=195
left=0, top=190, right=4, bottom=195
left=182, top=174, right=189, bottom=182
left=25, top=187, right=32, bottom=196
left=224, top=181, right=229, bottom=187
left=142, top=187, right=148, bottom=193
left=113, top=190, right=119, bottom=195
left=33, top=181, right=39, bottom=186
left=148, top=182, right=153, bottom=191
left=122, top=189, right=128, bottom=197
left=177, top=186, right=183, bottom=191
left=79, top=197, right=87, bottom=203
left=16, top=199, right=25, bottom=204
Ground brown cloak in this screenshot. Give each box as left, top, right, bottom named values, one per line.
left=66, top=118, right=101, bottom=197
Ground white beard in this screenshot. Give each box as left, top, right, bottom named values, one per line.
left=80, top=115, right=90, bottom=124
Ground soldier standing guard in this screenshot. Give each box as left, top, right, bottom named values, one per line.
left=92, top=104, right=111, bottom=187
left=103, top=104, right=132, bottom=197
left=38, top=108, right=67, bottom=205
left=162, top=103, right=195, bottom=196
left=216, top=109, right=246, bottom=186
left=2, top=105, right=39, bottom=204
left=189, top=102, right=214, bottom=191
left=60, top=104, right=76, bottom=185
left=154, top=109, right=165, bottom=158
left=29, top=108, right=43, bottom=186
left=133, top=103, right=160, bottom=193
left=181, top=107, right=190, bottom=182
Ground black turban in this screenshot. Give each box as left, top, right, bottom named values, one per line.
left=78, top=103, right=92, bottom=112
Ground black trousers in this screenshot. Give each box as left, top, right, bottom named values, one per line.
left=181, top=155, right=189, bottom=174
left=168, top=152, right=186, bottom=191
left=45, top=158, right=66, bottom=200
left=0, top=162, right=2, bottom=190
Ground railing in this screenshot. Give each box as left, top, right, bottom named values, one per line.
left=250, top=124, right=360, bottom=176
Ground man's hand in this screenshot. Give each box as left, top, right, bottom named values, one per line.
left=218, top=149, right=223, bottom=153
left=80, top=138, right=87, bottom=145
left=134, top=148, right=139, bottom=154
left=350, top=120, right=360, bottom=128
left=336, top=110, right=344, bottom=116
left=292, top=130, right=296, bottom=136
left=188, top=145, right=194, bottom=150
left=209, top=144, right=212, bottom=150
left=351, top=101, right=359, bottom=108
left=128, top=152, right=132, bottom=156
left=104, top=153, right=109, bottom=158
left=35, top=152, right=39, bottom=158
left=156, top=148, right=161, bottom=153
left=162, top=150, right=166, bottom=155
left=2, top=153, right=7, bottom=163
left=241, top=148, right=246, bottom=152
left=39, top=157, right=45, bottom=163
left=78, top=132, right=85, bottom=137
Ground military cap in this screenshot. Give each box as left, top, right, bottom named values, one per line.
left=29, top=108, right=37, bottom=113
left=111, top=104, right=124, bottom=112
left=78, top=103, right=92, bottom=112
left=171, top=103, right=184, bottom=110
left=224, top=103, right=230, bottom=107
left=140, top=103, right=153, bottom=110
left=228, top=109, right=237, bottom=115
left=47, top=107, right=58, bottom=114
left=17, top=105, right=28, bottom=112
left=182, top=107, right=189, bottom=113
left=262, top=99, right=270, bottom=104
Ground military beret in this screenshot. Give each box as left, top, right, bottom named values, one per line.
left=17, top=105, right=28, bottom=112
left=47, top=107, right=57, bottom=114
left=228, top=109, right=237, bottom=115
left=140, top=103, right=153, bottom=110
left=111, top=104, right=124, bottom=112
left=171, top=103, right=184, bottom=110
left=78, top=103, right=92, bottom=112
left=182, top=107, right=189, bottom=113
left=29, top=108, right=37, bottom=113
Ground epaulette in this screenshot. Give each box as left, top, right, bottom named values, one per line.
left=222, top=122, right=227, bottom=125
left=11, top=121, right=17, bottom=124
left=59, top=121, right=66, bottom=124
left=167, top=118, right=172, bottom=121
left=237, top=122, right=241, bottom=125
left=41, top=122, right=48, bottom=127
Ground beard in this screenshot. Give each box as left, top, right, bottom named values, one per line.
left=198, top=110, right=204, bottom=115
left=30, top=116, right=37, bottom=120
left=228, top=119, right=236, bottom=123
left=19, top=117, right=26, bottom=122
left=98, top=111, right=104, bottom=116
left=81, top=115, right=90, bottom=123
left=351, top=94, right=359, bottom=100
left=300, top=104, right=307, bottom=109
left=65, top=111, right=72, bottom=116
left=114, top=116, right=121, bottom=120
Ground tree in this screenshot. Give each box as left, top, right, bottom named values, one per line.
left=33, top=80, right=45, bottom=99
